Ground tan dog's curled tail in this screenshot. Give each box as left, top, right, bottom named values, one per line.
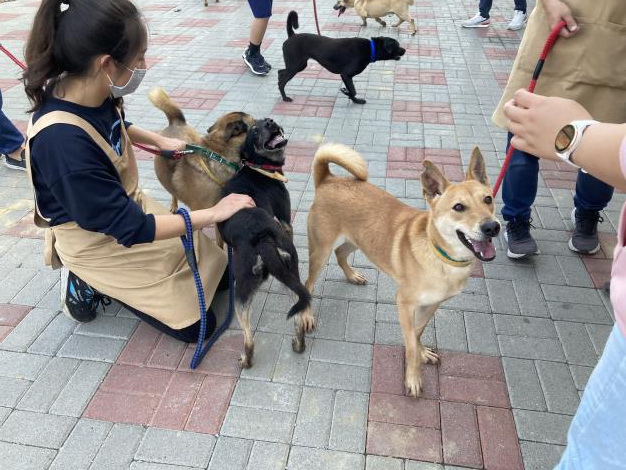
left=149, top=87, right=186, bottom=126
left=313, top=143, right=368, bottom=188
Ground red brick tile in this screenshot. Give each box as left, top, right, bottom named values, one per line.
left=477, top=28, right=518, bottom=39
left=151, top=372, right=204, bottom=430
left=3, top=212, right=45, bottom=239
left=203, top=5, right=240, bottom=13
left=226, top=38, right=274, bottom=50
left=392, top=101, right=454, bottom=125
left=439, top=352, right=505, bottom=382
left=440, top=401, right=483, bottom=468
left=118, top=322, right=162, bottom=366
left=84, top=390, right=160, bottom=425
left=477, top=406, right=524, bottom=470
left=395, top=68, right=447, bottom=85
left=212, top=333, right=245, bottom=352
left=0, top=14, right=21, bottom=21
left=166, top=88, right=227, bottom=111
left=0, top=79, right=20, bottom=91
left=178, top=18, right=219, bottom=28
left=199, top=59, right=248, bottom=75
left=387, top=161, right=422, bottom=179
left=599, top=232, right=617, bottom=259
left=322, top=22, right=362, bottom=33
left=100, top=364, right=173, bottom=396
left=440, top=376, right=510, bottom=408
left=544, top=179, right=575, bottom=190
left=419, top=363, right=440, bottom=399
left=494, top=72, right=510, bottom=89
left=150, top=34, right=195, bottom=45
left=369, top=393, right=440, bottom=429
left=148, top=334, right=187, bottom=369
left=0, top=30, right=30, bottom=40
left=484, top=47, right=518, bottom=60
left=401, top=43, right=442, bottom=57
left=372, top=345, right=405, bottom=395
left=141, top=4, right=176, bottom=11
left=582, top=257, right=613, bottom=289
left=0, top=326, right=13, bottom=342
left=179, top=346, right=242, bottom=377
left=186, top=375, right=236, bottom=434
left=0, top=303, right=33, bottom=327
left=272, top=96, right=336, bottom=118
left=367, top=421, right=442, bottom=462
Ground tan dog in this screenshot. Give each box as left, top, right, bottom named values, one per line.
left=204, top=0, right=218, bottom=6
left=303, top=144, right=499, bottom=397
left=149, top=87, right=255, bottom=212
left=334, top=0, right=416, bottom=36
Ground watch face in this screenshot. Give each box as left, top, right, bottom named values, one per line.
left=555, top=124, right=576, bottom=152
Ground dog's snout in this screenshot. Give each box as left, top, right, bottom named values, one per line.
left=264, top=118, right=275, bottom=127
left=480, top=221, right=500, bottom=238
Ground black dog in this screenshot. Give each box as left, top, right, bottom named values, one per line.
left=278, top=10, right=406, bottom=104
left=217, top=118, right=312, bottom=368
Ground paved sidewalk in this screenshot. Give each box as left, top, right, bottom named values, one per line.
left=1, top=0, right=622, bottom=469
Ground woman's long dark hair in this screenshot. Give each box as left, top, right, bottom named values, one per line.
left=23, top=0, right=145, bottom=112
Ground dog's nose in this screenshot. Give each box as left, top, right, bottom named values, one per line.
left=264, top=118, right=274, bottom=127
left=480, top=220, right=500, bottom=237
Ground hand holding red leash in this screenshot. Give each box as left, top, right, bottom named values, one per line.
left=543, top=0, right=578, bottom=38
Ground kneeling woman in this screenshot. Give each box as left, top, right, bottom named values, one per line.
left=23, top=0, right=254, bottom=342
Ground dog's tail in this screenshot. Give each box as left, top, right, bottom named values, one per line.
left=312, top=143, right=369, bottom=188
left=255, top=236, right=311, bottom=318
left=287, top=10, right=299, bottom=37
left=148, top=87, right=186, bottom=126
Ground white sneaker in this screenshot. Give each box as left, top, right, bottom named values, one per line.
left=462, top=13, right=490, bottom=28
left=508, top=10, right=527, bottom=30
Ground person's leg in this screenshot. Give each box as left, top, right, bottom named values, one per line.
left=462, top=0, right=492, bottom=27
left=555, top=326, right=626, bottom=469
left=513, top=0, right=527, bottom=13
left=243, top=0, right=272, bottom=75
left=569, top=171, right=614, bottom=254
left=0, top=90, right=25, bottom=164
left=508, top=0, right=528, bottom=30
left=478, top=0, right=493, bottom=18
left=501, top=132, right=540, bottom=258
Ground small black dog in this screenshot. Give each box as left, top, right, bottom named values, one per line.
left=278, top=10, right=406, bottom=104
left=218, top=118, right=312, bottom=368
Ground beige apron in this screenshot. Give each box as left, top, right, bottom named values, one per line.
left=24, top=110, right=227, bottom=330
left=493, top=0, right=626, bottom=128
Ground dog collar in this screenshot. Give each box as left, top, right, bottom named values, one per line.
left=185, top=143, right=241, bottom=172
left=431, top=241, right=473, bottom=268
left=370, top=39, right=376, bottom=63
left=243, top=161, right=288, bottom=183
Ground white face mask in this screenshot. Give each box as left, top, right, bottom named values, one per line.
left=107, top=64, right=147, bottom=98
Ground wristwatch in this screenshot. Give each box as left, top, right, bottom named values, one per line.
left=555, top=120, right=599, bottom=167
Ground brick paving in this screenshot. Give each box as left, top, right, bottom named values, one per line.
left=0, top=0, right=623, bottom=468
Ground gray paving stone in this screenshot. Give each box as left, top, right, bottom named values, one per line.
left=520, top=441, right=565, bottom=470
left=0, top=376, right=30, bottom=407
left=136, top=428, right=216, bottom=468
left=534, top=256, right=567, bottom=285
left=246, top=441, right=289, bottom=470
left=0, top=268, right=37, bottom=303
left=498, top=335, right=565, bottom=362
left=0, top=441, right=57, bottom=470
left=435, top=309, right=468, bottom=353
left=493, top=315, right=557, bottom=338
left=272, top=334, right=311, bottom=385
left=0, top=406, right=10, bottom=426
left=75, top=315, right=138, bottom=340
left=366, top=455, right=404, bottom=470
left=49, top=360, right=110, bottom=417
left=207, top=436, right=251, bottom=470
left=554, top=321, right=599, bottom=366
left=49, top=418, right=113, bottom=470
left=513, top=279, right=550, bottom=318
left=17, top=357, right=80, bottom=413
left=11, top=270, right=59, bottom=306
left=293, top=386, right=335, bottom=448
left=0, top=307, right=57, bottom=352
left=231, top=379, right=301, bottom=413
left=310, top=338, right=373, bottom=368
left=556, top=256, right=594, bottom=288
left=441, top=292, right=491, bottom=313
left=406, top=462, right=444, bottom=470
left=586, top=323, right=613, bottom=356
left=541, top=285, right=603, bottom=306
left=131, top=463, right=197, bottom=470
left=345, top=301, right=375, bottom=343
left=323, top=279, right=377, bottom=302
left=315, top=297, right=348, bottom=340
left=27, top=313, right=76, bottom=356
left=306, top=361, right=371, bottom=392
left=240, top=332, right=283, bottom=381
left=329, top=390, right=368, bottom=453
left=57, top=334, right=126, bottom=362
left=374, top=321, right=404, bottom=346
left=221, top=406, right=295, bottom=444
left=0, top=409, right=76, bottom=449
left=535, top=361, right=580, bottom=415
left=569, top=365, right=594, bottom=391
left=287, top=446, right=365, bottom=470
left=483, top=263, right=537, bottom=282
left=547, top=301, right=613, bottom=325
left=464, top=311, right=499, bottom=355
left=91, top=423, right=145, bottom=470
left=0, top=350, right=49, bottom=380
left=486, top=279, right=519, bottom=315
left=502, top=358, right=546, bottom=412
left=513, top=410, right=572, bottom=446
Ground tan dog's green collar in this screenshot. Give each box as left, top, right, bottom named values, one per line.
left=431, top=241, right=473, bottom=268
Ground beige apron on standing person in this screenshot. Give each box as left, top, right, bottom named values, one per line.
left=493, top=0, right=626, bottom=128
left=24, top=109, right=227, bottom=330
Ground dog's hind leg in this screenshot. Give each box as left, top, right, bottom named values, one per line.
left=278, top=63, right=306, bottom=102
left=374, top=17, right=387, bottom=27
left=169, top=196, right=179, bottom=213
left=235, top=297, right=255, bottom=368
left=360, top=16, right=367, bottom=26
left=392, top=16, right=405, bottom=27
left=340, top=75, right=366, bottom=104
left=335, top=241, right=367, bottom=285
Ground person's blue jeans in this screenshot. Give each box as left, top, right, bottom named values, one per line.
left=479, top=0, right=526, bottom=18
left=0, top=89, right=24, bottom=156
left=501, top=133, right=614, bottom=222
left=555, top=325, right=626, bottom=469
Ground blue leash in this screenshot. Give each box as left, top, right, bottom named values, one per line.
left=177, top=207, right=235, bottom=369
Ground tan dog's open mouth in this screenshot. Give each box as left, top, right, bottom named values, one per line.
left=456, top=230, right=496, bottom=262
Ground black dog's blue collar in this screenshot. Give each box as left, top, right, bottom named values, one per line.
left=370, top=39, right=376, bottom=63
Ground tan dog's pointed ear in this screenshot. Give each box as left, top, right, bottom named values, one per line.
left=421, top=161, right=449, bottom=200
left=466, top=147, right=489, bottom=186
left=225, top=120, right=249, bottom=140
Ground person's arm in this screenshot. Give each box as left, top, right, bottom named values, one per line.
left=540, top=0, right=579, bottom=38
left=504, top=89, right=626, bottom=191
left=126, top=124, right=186, bottom=152
left=153, top=193, right=256, bottom=240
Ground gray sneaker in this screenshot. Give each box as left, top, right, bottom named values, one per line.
left=504, top=220, right=539, bottom=259
left=569, top=208, right=602, bottom=254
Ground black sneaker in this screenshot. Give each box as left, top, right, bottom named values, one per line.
left=504, top=219, right=539, bottom=259
left=242, top=48, right=271, bottom=75
left=2, top=150, right=26, bottom=172
left=569, top=208, right=602, bottom=254
left=61, top=268, right=111, bottom=322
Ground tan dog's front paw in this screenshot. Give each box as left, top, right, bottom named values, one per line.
left=239, top=353, right=253, bottom=369
left=347, top=271, right=367, bottom=285
left=404, top=374, right=423, bottom=398
left=421, top=347, right=439, bottom=364
left=300, top=311, right=316, bottom=333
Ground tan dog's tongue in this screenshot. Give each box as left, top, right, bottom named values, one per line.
left=471, top=239, right=496, bottom=259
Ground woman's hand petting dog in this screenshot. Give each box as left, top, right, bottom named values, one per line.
left=206, top=193, right=256, bottom=223
left=156, top=136, right=187, bottom=152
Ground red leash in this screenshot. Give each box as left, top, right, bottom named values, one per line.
left=312, top=0, right=321, bottom=35
left=491, top=21, right=566, bottom=196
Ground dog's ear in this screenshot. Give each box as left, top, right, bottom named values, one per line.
left=421, top=160, right=449, bottom=200
left=225, top=120, right=249, bottom=140
left=206, top=123, right=216, bottom=134
left=466, top=147, right=489, bottom=186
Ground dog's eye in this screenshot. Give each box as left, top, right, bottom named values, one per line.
left=484, top=196, right=493, bottom=205
left=453, top=203, right=465, bottom=212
